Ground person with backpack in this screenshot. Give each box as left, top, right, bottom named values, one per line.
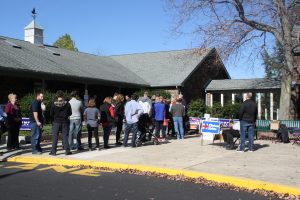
left=100, top=97, right=115, bottom=149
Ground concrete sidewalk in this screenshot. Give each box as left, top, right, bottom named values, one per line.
left=3, top=134, right=300, bottom=195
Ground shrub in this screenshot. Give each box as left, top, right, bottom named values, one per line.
left=18, top=90, right=71, bottom=123
left=187, top=99, right=207, bottom=118
left=221, top=102, right=241, bottom=119
left=206, top=102, right=224, bottom=118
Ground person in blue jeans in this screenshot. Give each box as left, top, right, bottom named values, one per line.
left=69, top=91, right=83, bottom=151
left=238, top=92, right=257, bottom=152
left=124, top=94, right=143, bottom=147
left=170, top=98, right=185, bottom=139
left=29, top=92, right=44, bottom=154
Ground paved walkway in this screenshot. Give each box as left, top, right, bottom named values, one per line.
left=1, top=134, right=300, bottom=194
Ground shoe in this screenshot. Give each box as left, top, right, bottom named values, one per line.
left=65, top=151, right=72, bottom=155
left=226, top=146, right=235, bottom=150
left=32, top=151, right=42, bottom=155
left=248, top=150, right=254, bottom=152
left=104, top=145, right=110, bottom=149
left=49, top=152, right=56, bottom=156
left=89, top=148, right=93, bottom=151
left=77, top=147, right=84, bottom=151
left=115, top=142, right=122, bottom=146
left=96, top=147, right=100, bottom=151
left=236, top=149, right=244, bottom=153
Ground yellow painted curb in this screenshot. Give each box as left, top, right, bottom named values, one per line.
left=7, top=155, right=300, bottom=196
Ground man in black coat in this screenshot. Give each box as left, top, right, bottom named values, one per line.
left=238, top=92, right=257, bottom=152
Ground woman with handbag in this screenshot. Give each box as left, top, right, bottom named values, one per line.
left=5, top=93, right=22, bottom=150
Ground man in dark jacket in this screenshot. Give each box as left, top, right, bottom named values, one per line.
left=238, top=92, right=257, bottom=152
left=49, top=91, right=72, bottom=155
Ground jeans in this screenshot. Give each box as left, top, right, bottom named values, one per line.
left=103, top=124, right=112, bottom=147
left=31, top=122, right=42, bottom=153
left=124, top=122, right=138, bottom=147
left=240, top=121, right=254, bottom=151
left=69, top=119, right=82, bottom=149
left=87, top=125, right=99, bottom=149
left=173, top=117, right=184, bottom=139
left=51, top=122, right=70, bottom=153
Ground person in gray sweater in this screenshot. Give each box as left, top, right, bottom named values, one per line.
left=170, top=98, right=185, bottom=139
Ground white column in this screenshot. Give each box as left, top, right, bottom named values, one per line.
left=221, top=93, right=224, bottom=107
left=210, top=93, right=213, bottom=107
left=232, top=93, right=235, bottom=104
left=277, top=108, right=279, bottom=120
left=257, top=93, right=261, bottom=119
left=265, top=108, right=268, bottom=120
left=243, top=93, right=247, bottom=101
left=205, top=93, right=209, bottom=106
left=270, top=92, right=274, bottom=120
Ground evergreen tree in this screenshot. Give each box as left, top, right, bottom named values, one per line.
left=53, top=33, right=78, bottom=51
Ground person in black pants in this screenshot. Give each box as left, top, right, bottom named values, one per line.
left=100, top=97, right=115, bottom=149
left=84, top=98, right=100, bottom=150
left=5, top=93, right=22, bottom=150
left=222, top=129, right=240, bottom=150
left=49, top=91, right=72, bottom=156
left=114, top=94, right=124, bottom=146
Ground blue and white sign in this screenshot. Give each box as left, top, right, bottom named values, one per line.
left=201, top=120, right=220, bottom=134
left=220, top=119, right=230, bottom=128
left=20, top=118, right=31, bottom=131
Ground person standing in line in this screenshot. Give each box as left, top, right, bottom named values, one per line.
left=124, top=94, right=143, bottom=147
left=5, top=93, right=22, bottom=150
left=100, top=97, right=115, bottom=149
left=84, top=99, right=100, bottom=151
left=114, top=94, right=125, bottom=146
left=29, top=92, right=44, bottom=154
left=238, top=92, right=258, bottom=152
left=49, top=91, right=72, bottom=155
left=69, top=91, right=84, bottom=151
left=170, top=98, right=185, bottom=140
left=153, top=96, right=166, bottom=138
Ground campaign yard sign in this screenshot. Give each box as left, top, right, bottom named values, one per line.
left=220, top=119, right=231, bottom=128
left=20, top=118, right=31, bottom=131
left=189, top=117, right=201, bottom=130
left=201, top=120, right=220, bottom=134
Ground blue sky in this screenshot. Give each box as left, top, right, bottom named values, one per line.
left=0, top=0, right=265, bottom=79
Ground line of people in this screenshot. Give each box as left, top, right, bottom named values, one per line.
left=0, top=90, right=188, bottom=156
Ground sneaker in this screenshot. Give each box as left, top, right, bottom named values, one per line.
left=65, top=151, right=72, bottom=155
left=103, top=145, right=110, bottom=149
left=89, top=148, right=93, bottom=151
left=248, top=150, right=254, bottom=152
left=96, top=147, right=100, bottom=151
left=236, top=149, right=244, bottom=153
left=115, top=142, right=122, bottom=146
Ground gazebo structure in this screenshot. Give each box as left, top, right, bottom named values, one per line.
left=205, top=78, right=281, bottom=120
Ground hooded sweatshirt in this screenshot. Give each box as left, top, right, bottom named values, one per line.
left=50, top=100, right=72, bottom=123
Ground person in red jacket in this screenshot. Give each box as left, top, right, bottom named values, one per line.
left=100, top=97, right=115, bottom=149
left=5, top=93, right=22, bottom=150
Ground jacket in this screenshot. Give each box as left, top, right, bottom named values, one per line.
left=50, top=101, right=72, bottom=123
left=239, top=99, right=257, bottom=123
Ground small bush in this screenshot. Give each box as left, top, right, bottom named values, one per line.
left=187, top=99, right=207, bottom=118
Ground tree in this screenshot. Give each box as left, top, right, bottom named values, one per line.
left=53, top=33, right=78, bottom=51
left=167, top=0, right=300, bottom=119
left=262, top=41, right=285, bottom=78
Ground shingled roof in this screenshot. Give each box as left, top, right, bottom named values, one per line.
left=110, top=49, right=216, bottom=87
left=0, top=36, right=148, bottom=86
left=206, top=78, right=281, bottom=92
left=0, top=36, right=227, bottom=88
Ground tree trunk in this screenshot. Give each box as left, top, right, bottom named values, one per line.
left=279, top=74, right=292, bottom=119
left=279, top=48, right=294, bottom=120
